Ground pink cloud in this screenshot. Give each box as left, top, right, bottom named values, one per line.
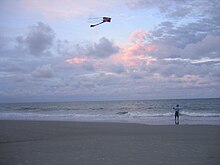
left=65, top=57, right=89, bottom=64
left=113, top=30, right=157, bottom=67
left=130, top=30, right=149, bottom=44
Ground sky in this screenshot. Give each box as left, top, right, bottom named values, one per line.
left=0, top=0, right=220, bottom=103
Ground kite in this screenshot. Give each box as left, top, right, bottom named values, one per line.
left=89, top=17, right=111, bottom=27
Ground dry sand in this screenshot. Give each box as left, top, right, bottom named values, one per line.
left=0, top=120, right=219, bottom=165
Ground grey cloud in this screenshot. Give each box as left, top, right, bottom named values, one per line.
left=152, top=34, right=220, bottom=59
left=145, top=58, right=219, bottom=83
left=73, top=37, right=119, bottom=58
left=130, top=72, right=144, bottom=80
left=56, top=40, right=73, bottom=56
left=127, top=0, right=193, bottom=18
left=91, top=37, right=119, bottom=58
left=3, top=62, right=24, bottom=73
left=61, top=37, right=120, bottom=58
left=31, top=64, right=54, bottom=78
left=210, top=64, right=220, bottom=79
left=127, top=0, right=215, bottom=19
left=126, top=0, right=160, bottom=9
left=150, top=19, right=218, bottom=50
left=110, top=63, right=126, bottom=74
left=0, top=34, right=21, bottom=59
left=184, top=35, right=220, bottom=58
left=16, top=22, right=55, bottom=56
left=82, top=62, right=95, bottom=71
left=0, top=34, right=9, bottom=50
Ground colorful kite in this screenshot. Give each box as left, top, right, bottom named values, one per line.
left=89, top=17, right=111, bottom=27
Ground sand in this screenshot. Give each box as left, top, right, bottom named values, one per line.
left=0, top=120, right=219, bottom=165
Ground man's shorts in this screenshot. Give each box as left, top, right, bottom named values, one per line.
left=175, top=111, right=179, bottom=117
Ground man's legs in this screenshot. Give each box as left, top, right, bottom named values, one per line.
left=175, top=112, right=179, bottom=125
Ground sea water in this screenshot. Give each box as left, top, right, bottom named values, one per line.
left=0, top=98, right=220, bottom=125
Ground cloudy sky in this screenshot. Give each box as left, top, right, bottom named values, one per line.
left=0, top=0, right=220, bottom=103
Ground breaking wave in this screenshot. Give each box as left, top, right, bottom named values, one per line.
left=180, top=111, right=220, bottom=117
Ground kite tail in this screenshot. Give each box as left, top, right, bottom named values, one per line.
left=90, top=21, right=104, bottom=27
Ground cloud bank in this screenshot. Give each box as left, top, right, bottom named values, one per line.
left=0, top=0, right=219, bottom=102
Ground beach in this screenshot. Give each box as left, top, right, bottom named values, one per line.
left=0, top=120, right=219, bottom=165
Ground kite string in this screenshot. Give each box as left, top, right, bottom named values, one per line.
left=88, top=17, right=103, bottom=20
left=88, top=17, right=102, bottom=21
left=88, top=17, right=103, bottom=23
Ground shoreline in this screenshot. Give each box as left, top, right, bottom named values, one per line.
left=1, top=117, right=220, bottom=125
left=1, top=120, right=220, bottom=165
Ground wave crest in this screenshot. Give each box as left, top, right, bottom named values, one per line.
left=180, top=111, right=220, bottom=117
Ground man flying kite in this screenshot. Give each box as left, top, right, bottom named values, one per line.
left=90, top=17, right=111, bottom=27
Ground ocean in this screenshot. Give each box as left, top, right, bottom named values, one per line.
left=0, top=98, right=220, bottom=125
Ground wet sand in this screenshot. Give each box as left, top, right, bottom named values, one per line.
left=0, top=120, right=219, bottom=165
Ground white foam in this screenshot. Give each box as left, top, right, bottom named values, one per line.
left=180, top=111, right=220, bottom=117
